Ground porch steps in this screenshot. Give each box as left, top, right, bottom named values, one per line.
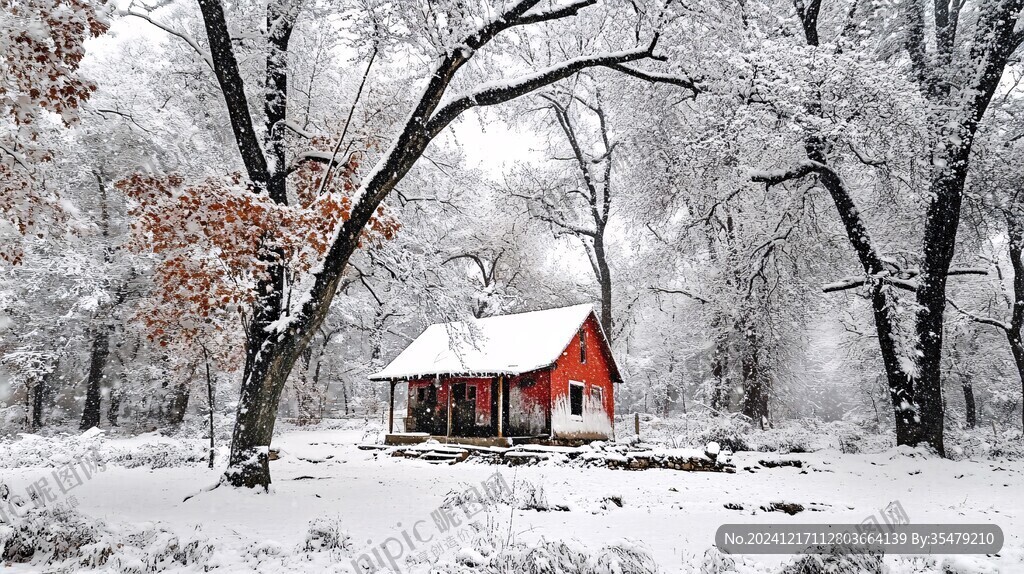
left=418, top=450, right=469, bottom=464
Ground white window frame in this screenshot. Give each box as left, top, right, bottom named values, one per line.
left=590, top=385, right=604, bottom=407
left=569, top=380, right=585, bottom=420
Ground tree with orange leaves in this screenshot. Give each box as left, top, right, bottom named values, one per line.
left=0, top=0, right=109, bottom=265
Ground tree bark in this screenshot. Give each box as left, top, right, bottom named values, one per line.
left=740, top=323, right=768, bottom=428
left=31, top=381, right=44, bottom=429
left=166, top=380, right=191, bottom=425
left=709, top=332, right=729, bottom=413
left=30, top=366, right=54, bottom=429
left=107, top=380, right=122, bottom=427
left=79, top=328, right=110, bottom=430
left=962, top=373, right=977, bottom=429
left=594, top=234, right=613, bottom=337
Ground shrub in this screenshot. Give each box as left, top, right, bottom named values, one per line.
left=303, top=517, right=352, bottom=553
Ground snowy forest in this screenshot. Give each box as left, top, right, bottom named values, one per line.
left=3, top=0, right=1024, bottom=572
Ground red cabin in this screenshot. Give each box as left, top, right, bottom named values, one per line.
left=370, top=304, right=621, bottom=446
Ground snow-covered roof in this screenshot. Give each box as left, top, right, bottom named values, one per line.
left=369, top=304, right=609, bottom=380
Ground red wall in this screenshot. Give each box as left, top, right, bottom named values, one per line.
left=549, top=314, right=616, bottom=438
left=408, top=376, right=493, bottom=426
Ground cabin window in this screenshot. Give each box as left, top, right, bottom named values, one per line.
left=417, top=387, right=426, bottom=402
left=579, top=327, right=587, bottom=363
left=569, top=382, right=584, bottom=417
left=591, top=386, right=603, bottom=406
left=467, top=385, right=476, bottom=403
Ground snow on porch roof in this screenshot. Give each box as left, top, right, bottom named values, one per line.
left=369, top=303, right=605, bottom=381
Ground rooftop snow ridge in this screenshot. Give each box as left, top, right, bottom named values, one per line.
left=369, top=303, right=596, bottom=380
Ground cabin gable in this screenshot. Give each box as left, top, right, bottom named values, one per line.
left=549, top=314, right=616, bottom=440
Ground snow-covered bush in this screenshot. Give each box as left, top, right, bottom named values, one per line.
left=693, top=416, right=752, bottom=452
left=108, top=440, right=209, bottom=469
left=0, top=505, right=106, bottom=564
left=302, top=516, right=352, bottom=553
left=434, top=539, right=658, bottom=574
left=0, top=497, right=217, bottom=573
left=0, top=404, right=27, bottom=432
left=777, top=549, right=883, bottom=574
left=492, top=479, right=569, bottom=512
left=695, top=547, right=735, bottom=574
left=0, top=431, right=105, bottom=468
left=943, top=426, right=1024, bottom=461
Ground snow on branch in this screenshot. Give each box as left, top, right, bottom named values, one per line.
left=822, top=268, right=988, bottom=293
left=426, top=40, right=658, bottom=135
left=515, top=0, right=598, bottom=26
left=650, top=286, right=711, bottom=304
left=947, top=298, right=1011, bottom=331
left=121, top=10, right=215, bottom=71
left=606, top=64, right=701, bottom=97
left=748, top=160, right=829, bottom=186
left=283, top=121, right=316, bottom=139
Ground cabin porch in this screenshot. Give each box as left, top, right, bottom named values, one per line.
left=382, top=433, right=549, bottom=447
left=383, top=372, right=551, bottom=442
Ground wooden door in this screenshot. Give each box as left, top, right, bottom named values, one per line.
left=451, top=382, right=476, bottom=436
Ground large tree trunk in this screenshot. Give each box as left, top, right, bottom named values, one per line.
left=912, top=143, right=972, bottom=456
left=79, top=328, right=110, bottom=430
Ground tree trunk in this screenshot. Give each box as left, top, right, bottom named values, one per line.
left=709, top=333, right=729, bottom=413
left=107, top=381, right=122, bottom=427
left=594, top=234, right=613, bottom=338
left=1006, top=217, right=1024, bottom=435
left=962, top=373, right=977, bottom=430
left=912, top=146, right=971, bottom=457
left=203, top=347, right=216, bottom=469
left=1009, top=337, right=1024, bottom=435
left=740, top=325, right=768, bottom=428
left=79, top=328, right=110, bottom=430
left=166, top=381, right=191, bottom=425
left=226, top=337, right=303, bottom=488
left=30, top=371, right=50, bottom=429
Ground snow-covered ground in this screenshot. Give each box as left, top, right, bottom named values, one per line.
left=1, top=422, right=1022, bottom=573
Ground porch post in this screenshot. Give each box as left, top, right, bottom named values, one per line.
left=497, top=375, right=504, bottom=438
left=445, top=379, right=453, bottom=438
left=388, top=381, right=396, bottom=434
